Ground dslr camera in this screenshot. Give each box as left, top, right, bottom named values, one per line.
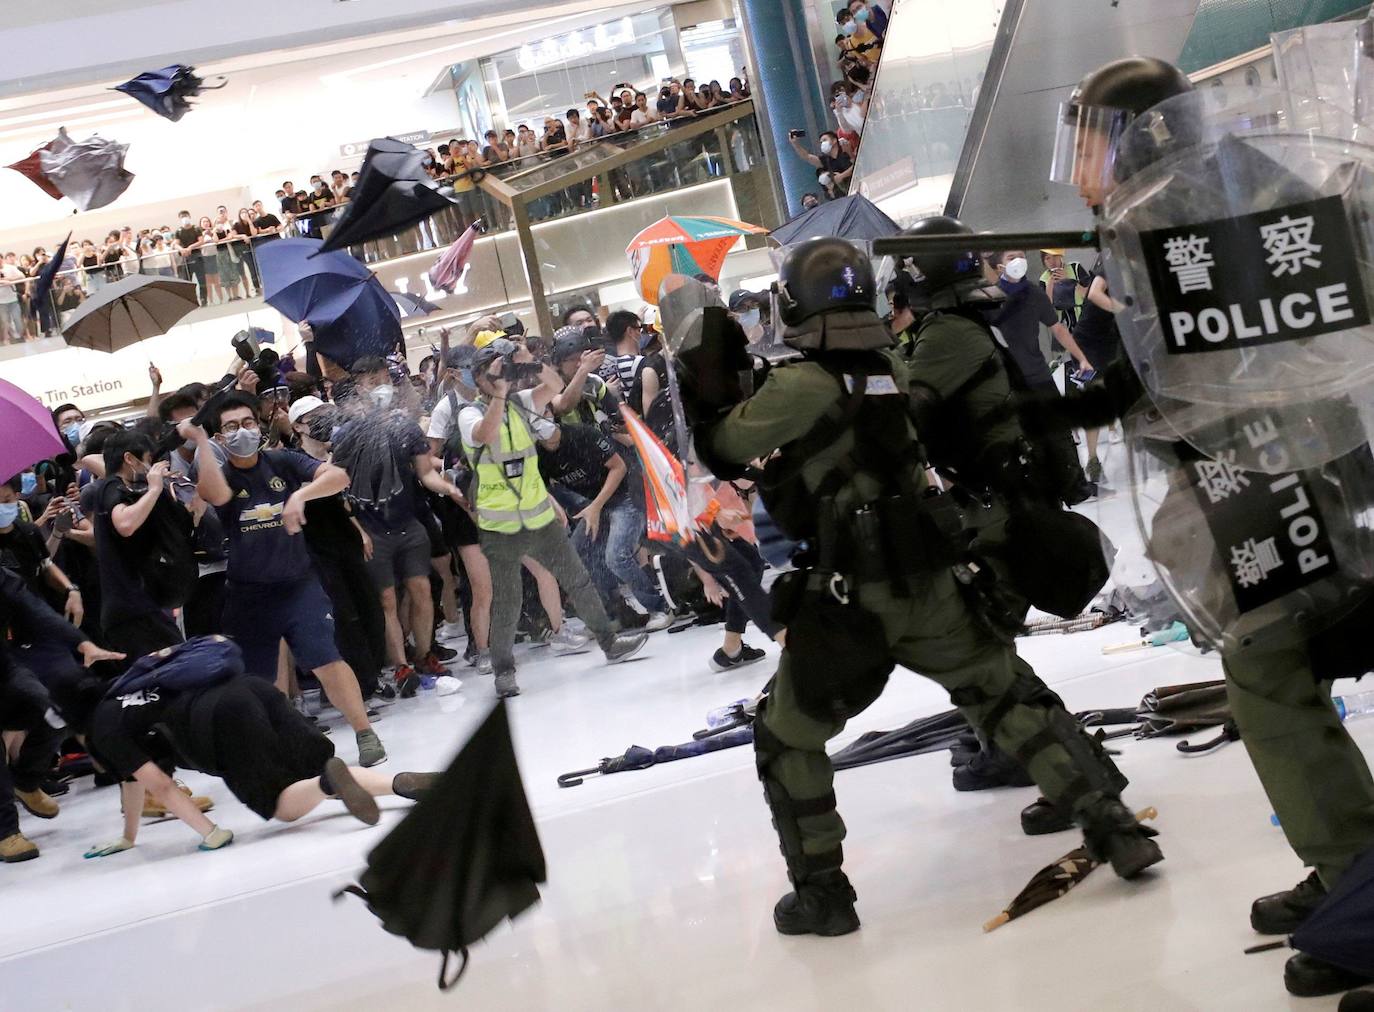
left=232, top=331, right=280, bottom=391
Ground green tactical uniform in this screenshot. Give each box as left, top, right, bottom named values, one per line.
left=709, top=349, right=1136, bottom=900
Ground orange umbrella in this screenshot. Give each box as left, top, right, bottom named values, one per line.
left=626, top=214, right=766, bottom=304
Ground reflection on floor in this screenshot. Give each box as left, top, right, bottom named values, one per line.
left=1, top=431, right=1363, bottom=1011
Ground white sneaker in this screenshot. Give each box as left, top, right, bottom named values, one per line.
left=642, top=612, right=674, bottom=633
left=436, top=620, right=466, bottom=642
left=477, top=652, right=494, bottom=675
left=435, top=675, right=463, bottom=696
left=549, top=625, right=593, bottom=655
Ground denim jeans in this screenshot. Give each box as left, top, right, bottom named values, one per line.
left=557, top=489, right=666, bottom=613
left=0, top=301, right=21, bottom=342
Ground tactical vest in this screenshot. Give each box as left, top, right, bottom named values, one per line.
left=462, top=400, right=556, bottom=534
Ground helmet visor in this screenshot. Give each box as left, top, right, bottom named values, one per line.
left=1049, top=102, right=1132, bottom=192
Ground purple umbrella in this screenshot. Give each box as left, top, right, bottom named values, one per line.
left=428, top=221, right=480, bottom=293
left=0, top=377, right=65, bottom=480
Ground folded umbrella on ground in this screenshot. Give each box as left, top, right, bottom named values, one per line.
left=61, top=274, right=199, bottom=353
left=335, top=702, right=545, bottom=990
left=557, top=726, right=755, bottom=787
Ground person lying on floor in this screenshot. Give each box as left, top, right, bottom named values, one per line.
left=51, top=669, right=438, bottom=857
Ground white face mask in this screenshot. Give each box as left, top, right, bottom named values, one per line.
left=369, top=384, right=395, bottom=409
left=180, top=217, right=191, bottom=227
left=820, top=139, right=834, bottom=154
left=819, top=172, right=834, bottom=187
left=739, top=308, right=761, bottom=330
left=1004, top=257, right=1028, bottom=281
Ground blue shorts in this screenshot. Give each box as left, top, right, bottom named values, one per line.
left=223, top=577, right=342, bottom=678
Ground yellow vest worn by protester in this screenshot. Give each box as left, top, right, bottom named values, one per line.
left=463, top=399, right=557, bottom=534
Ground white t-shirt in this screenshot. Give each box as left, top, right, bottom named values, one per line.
left=0, top=264, right=22, bottom=304
left=630, top=107, right=658, bottom=127
left=450, top=391, right=555, bottom=450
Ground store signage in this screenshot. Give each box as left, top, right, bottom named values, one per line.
left=339, top=130, right=431, bottom=157
left=517, top=18, right=636, bottom=72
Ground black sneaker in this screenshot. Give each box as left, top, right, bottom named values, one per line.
left=428, top=640, right=458, bottom=662
left=951, top=743, right=1035, bottom=791
left=710, top=643, right=766, bottom=672
left=1086, top=456, right=1104, bottom=483
left=1251, top=870, right=1327, bottom=935
left=773, top=871, right=860, bottom=936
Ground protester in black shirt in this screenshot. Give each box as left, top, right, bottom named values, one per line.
left=91, top=430, right=186, bottom=660
left=1069, top=260, right=1123, bottom=483
left=0, top=568, right=124, bottom=862
left=537, top=421, right=671, bottom=628
left=174, top=209, right=205, bottom=301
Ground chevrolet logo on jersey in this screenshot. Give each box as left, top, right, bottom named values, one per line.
left=239, top=502, right=284, bottom=526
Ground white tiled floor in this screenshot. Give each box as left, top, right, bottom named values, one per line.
left=2, top=434, right=1367, bottom=1011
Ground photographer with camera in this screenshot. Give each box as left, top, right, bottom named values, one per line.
left=458, top=338, right=649, bottom=698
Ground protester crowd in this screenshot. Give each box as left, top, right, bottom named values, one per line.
left=0, top=283, right=800, bottom=862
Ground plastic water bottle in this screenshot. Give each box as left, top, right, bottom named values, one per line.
left=1334, top=689, right=1374, bottom=722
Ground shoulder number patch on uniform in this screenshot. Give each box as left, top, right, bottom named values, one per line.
left=843, top=374, right=900, bottom=395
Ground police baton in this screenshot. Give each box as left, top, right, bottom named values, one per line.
left=872, top=229, right=1100, bottom=258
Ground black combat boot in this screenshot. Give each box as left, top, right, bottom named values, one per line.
left=774, top=870, right=861, bottom=937
left=1285, top=952, right=1374, bottom=998
left=1341, top=984, right=1374, bottom=1011
left=952, top=740, right=1035, bottom=791
left=1020, top=796, right=1074, bottom=836
left=1250, top=870, right=1327, bottom=935
left=1075, top=795, right=1164, bottom=879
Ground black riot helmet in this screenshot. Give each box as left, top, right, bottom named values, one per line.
left=776, top=237, right=875, bottom=326
left=776, top=237, right=891, bottom=352
left=897, top=216, right=983, bottom=296
left=1050, top=56, right=1195, bottom=205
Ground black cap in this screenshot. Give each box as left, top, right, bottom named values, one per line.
left=727, top=288, right=760, bottom=312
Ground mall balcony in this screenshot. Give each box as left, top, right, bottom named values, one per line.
left=1, top=100, right=780, bottom=418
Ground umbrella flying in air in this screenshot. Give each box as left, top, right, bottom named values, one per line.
left=429, top=220, right=481, bottom=292
left=257, top=238, right=400, bottom=370
left=61, top=275, right=199, bottom=353
left=0, top=376, right=67, bottom=481
left=36, top=127, right=135, bottom=211
left=314, top=137, right=459, bottom=255
left=6, top=138, right=64, bottom=200
left=28, top=233, right=71, bottom=319
left=389, top=290, right=442, bottom=318
left=112, top=64, right=226, bottom=122
left=557, top=726, right=755, bottom=787
left=983, top=807, right=1159, bottom=932
left=626, top=214, right=767, bottom=305
left=334, top=702, right=546, bottom=991
left=619, top=403, right=695, bottom=546
left=769, top=193, right=900, bottom=247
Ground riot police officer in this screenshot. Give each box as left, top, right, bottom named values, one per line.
left=901, top=216, right=1120, bottom=829
left=691, top=236, right=1161, bottom=937
left=1046, top=56, right=1374, bottom=997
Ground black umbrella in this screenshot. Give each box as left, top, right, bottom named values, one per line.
left=389, top=290, right=442, bottom=318
left=334, top=702, right=545, bottom=990
left=769, top=194, right=900, bottom=247
left=1292, top=844, right=1374, bottom=978
left=29, top=232, right=71, bottom=320
left=557, top=726, right=754, bottom=788
left=61, top=275, right=200, bottom=353
left=315, top=137, right=457, bottom=255
left=113, top=64, right=226, bottom=122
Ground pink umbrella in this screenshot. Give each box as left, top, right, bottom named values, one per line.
left=428, top=221, right=480, bottom=293
left=0, top=377, right=65, bottom=480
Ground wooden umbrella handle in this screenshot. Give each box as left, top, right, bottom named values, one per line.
left=982, top=912, right=1011, bottom=933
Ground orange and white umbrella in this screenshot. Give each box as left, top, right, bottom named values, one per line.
left=626, top=214, right=766, bottom=305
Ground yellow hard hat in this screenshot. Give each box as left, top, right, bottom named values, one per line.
left=473, top=330, right=506, bottom=349
left=1039, top=248, right=1066, bottom=257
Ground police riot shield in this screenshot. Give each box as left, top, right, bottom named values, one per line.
left=1099, top=85, right=1374, bottom=473
left=1273, top=16, right=1374, bottom=137
left=1123, top=401, right=1374, bottom=654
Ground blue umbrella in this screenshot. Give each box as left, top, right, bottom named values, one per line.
left=113, top=64, right=225, bottom=122
left=257, top=238, right=400, bottom=368
left=1292, top=845, right=1374, bottom=977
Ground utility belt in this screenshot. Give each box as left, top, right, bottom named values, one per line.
left=786, top=489, right=965, bottom=601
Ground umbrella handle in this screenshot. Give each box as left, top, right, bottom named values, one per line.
left=557, top=765, right=605, bottom=788
left=982, top=912, right=1011, bottom=933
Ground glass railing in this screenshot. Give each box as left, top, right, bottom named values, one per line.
left=0, top=99, right=774, bottom=348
